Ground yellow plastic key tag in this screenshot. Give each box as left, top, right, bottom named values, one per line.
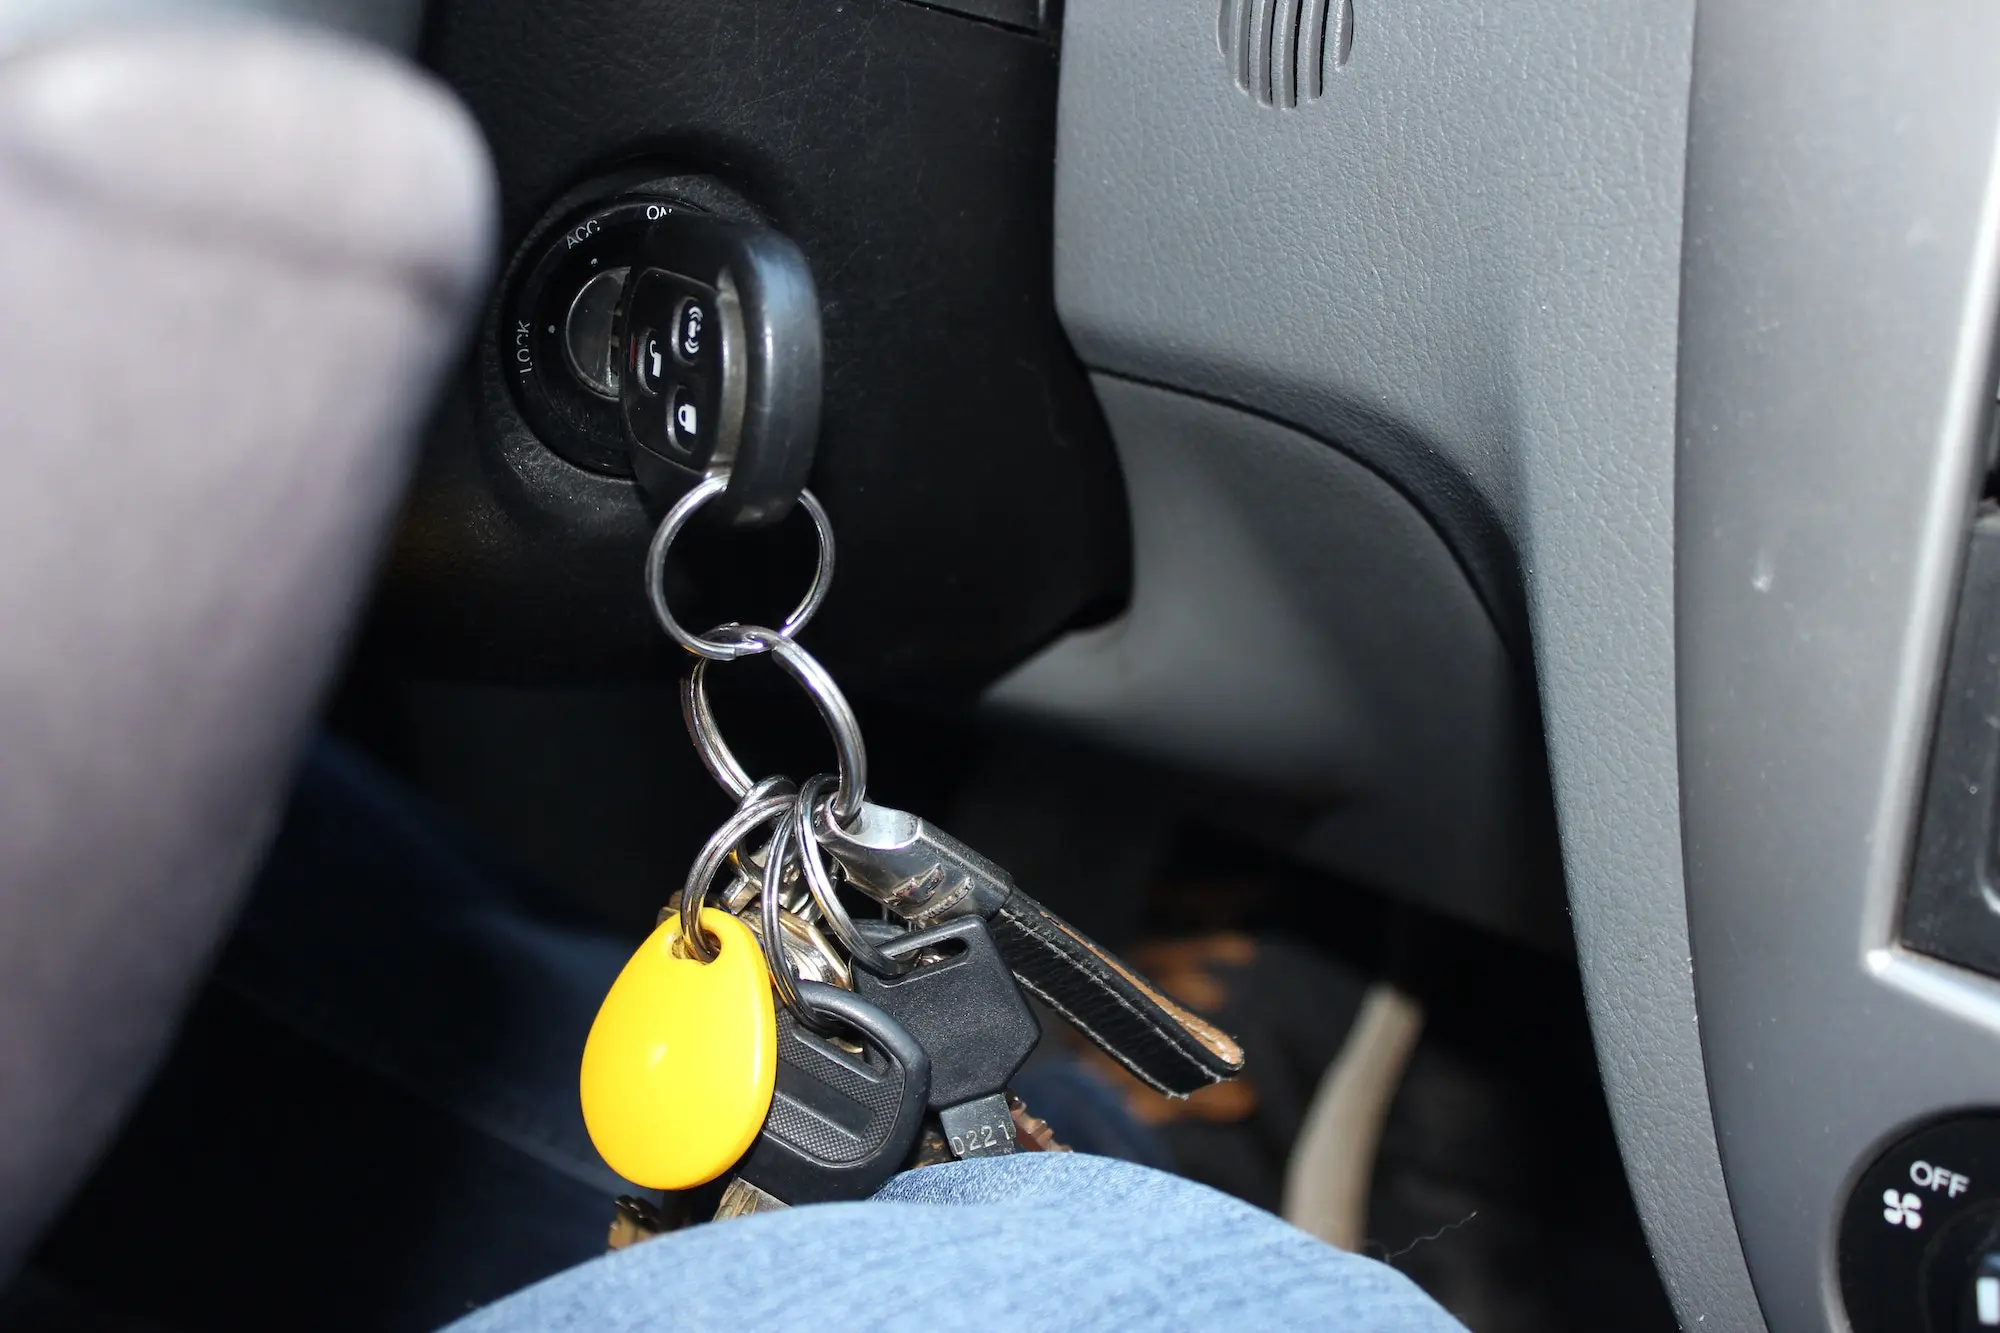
left=580, top=908, right=777, bottom=1190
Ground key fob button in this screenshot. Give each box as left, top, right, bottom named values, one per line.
left=612, top=213, right=820, bottom=523
left=634, top=327, right=670, bottom=396
left=669, top=384, right=702, bottom=452
left=621, top=268, right=721, bottom=471
left=673, top=296, right=709, bottom=366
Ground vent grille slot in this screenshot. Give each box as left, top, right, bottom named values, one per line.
left=1219, top=0, right=1351, bottom=108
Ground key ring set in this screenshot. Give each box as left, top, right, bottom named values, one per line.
left=585, top=465, right=1239, bottom=1212
left=646, top=474, right=910, bottom=1030
left=580, top=217, right=1239, bottom=1216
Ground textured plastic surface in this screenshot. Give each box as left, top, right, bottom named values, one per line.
left=993, top=377, right=1565, bottom=949
left=853, top=917, right=1041, bottom=1111
left=736, top=983, right=930, bottom=1205
left=1045, top=0, right=1751, bottom=1322
left=1676, top=0, right=2000, bottom=1328
left=376, top=0, right=1128, bottom=686
left=1902, top=516, right=2000, bottom=977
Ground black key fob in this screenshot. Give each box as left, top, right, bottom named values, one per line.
left=854, top=916, right=1041, bottom=1113
left=614, top=207, right=821, bottom=526
left=736, top=981, right=930, bottom=1205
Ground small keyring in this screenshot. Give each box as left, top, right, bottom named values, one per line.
left=679, top=785, right=796, bottom=962
left=759, top=818, right=836, bottom=1031
left=682, top=627, right=867, bottom=822
left=794, top=776, right=911, bottom=978
left=725, top=774, right=794, bottom=879
left=645, top=477, right=837, bottom=661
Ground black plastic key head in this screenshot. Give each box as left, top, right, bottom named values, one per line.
left=613, top=209, right=821, bottom=526
left=735, top=982, right=929, bottom=1206
left=853, top=916, right=1041, bottom=1113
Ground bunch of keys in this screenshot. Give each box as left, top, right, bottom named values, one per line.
left=578, top=473, right=1248, bottom=1230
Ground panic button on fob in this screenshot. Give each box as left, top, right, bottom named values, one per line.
left=674, top=297, right=709, bottom=366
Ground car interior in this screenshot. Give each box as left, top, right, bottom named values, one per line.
left=1, top=0, right=1997, bottom=1330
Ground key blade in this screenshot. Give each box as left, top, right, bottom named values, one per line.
left=816, top=801, right=1014, bottom=925
left=713, top=1177, right=789, bottom=1221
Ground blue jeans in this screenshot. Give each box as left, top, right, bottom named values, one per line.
left=215, top=741, right=1463, bottom=1332
left=448, top=1152, right=1462, bottom=1332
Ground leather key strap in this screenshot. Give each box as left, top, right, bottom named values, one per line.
left=985, top=889, right=1246, bottom=1097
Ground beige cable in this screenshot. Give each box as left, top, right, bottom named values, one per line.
left=1281, top=983, right=1425, bottom=1250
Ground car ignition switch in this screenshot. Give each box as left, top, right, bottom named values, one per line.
left=505, top=197, right=680, bottom=477
left=504, top=195, right=821, bottom=528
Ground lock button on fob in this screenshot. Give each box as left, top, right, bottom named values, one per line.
left=668, top=386, right=702, bottom=450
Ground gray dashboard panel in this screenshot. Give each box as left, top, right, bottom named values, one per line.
left=1676, top=1, right=2000, bottom=1329
left=1048, top=0, right=1759, bottom=1324
left=991, top=375, right=1564, bottom=949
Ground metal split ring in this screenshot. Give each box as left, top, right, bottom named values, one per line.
left=794, top=775, right=910, bottom=978
left=644, top=475, right=837, bottom=661
left=725, top=774, right=796, bottom=881
left=678, top=782, right=797, bottom=962
left=758, top=816, right=838, bottom=1031
left=682, top=626, right=868, bottom=823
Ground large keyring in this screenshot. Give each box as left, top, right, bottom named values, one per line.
left=645, top=476, right=837, bottom=661
left=679, top=783, right=796, bottom=962
left=682, top=626, right=868, bottom=823
left=794, top=775, right=911, bottom=978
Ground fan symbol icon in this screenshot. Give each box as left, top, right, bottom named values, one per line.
left=1882, top=1189, right=1924, bottom=1230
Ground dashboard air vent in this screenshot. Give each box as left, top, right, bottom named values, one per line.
left=1218, top=0, right=1352, bottom=109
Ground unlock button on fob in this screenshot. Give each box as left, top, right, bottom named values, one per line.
left=634, top=327, right=670, bottom=395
